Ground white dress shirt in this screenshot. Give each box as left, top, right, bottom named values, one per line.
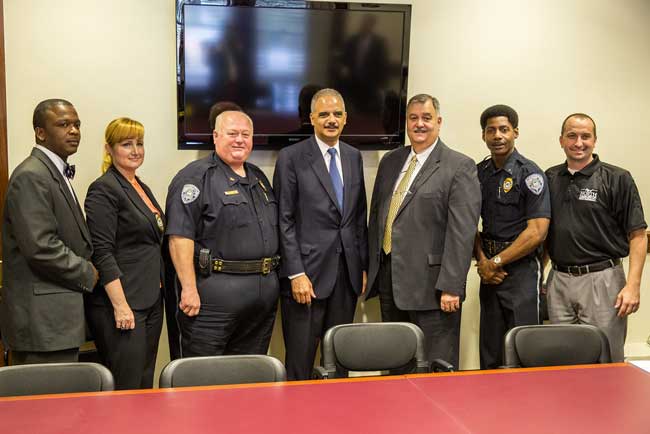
left=35, top=144, right=77, bottom=203
left=392, top=138, right=439, bottom=193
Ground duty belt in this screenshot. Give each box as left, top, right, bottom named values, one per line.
left=552, top=258, right=621, bottom=276
left=211, top=255, right=281, bottom=275
left=481, top=237, right=513, bottom=257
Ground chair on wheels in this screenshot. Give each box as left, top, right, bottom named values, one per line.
left=0, top=362, right=114, bottom=397
left=503, top=324, right=612, bottom=368
left=313, top=322, right=452, bottom=379
left=159, top=354, right=287, bottom=388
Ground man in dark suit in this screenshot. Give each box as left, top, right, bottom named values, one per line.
left=366, top=94, right=481, bottom=369
left=274, top=88, right=368, bottom=380
left=0, top=99, right=98, bottom=364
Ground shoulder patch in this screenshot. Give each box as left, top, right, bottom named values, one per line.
left=525, top=174, right=544, bottom=195
left=181, top=184, right=200, bottom=204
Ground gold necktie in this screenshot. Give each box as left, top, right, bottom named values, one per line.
left=383, top=155, right=418, bottom=254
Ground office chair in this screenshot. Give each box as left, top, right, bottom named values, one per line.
left=0, top=362, right=114, bottom=397
left=503, top=324, right=612, bottom=368
left=313, top=322, right=451, bottom=379
left=159, top=354, right=287, bottom=388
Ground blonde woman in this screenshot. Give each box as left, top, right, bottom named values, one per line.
left=85, top=118, right=164, bottom=389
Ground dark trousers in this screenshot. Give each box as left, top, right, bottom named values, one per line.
left=479, top=255, right=542, bottom=369
left=11, top=348, right=79, bottom=365
left=281, top=256, right=358, bottom=381
left=378, top=253, right=461, bottom=370
left=179, top=273, right=279, bottom=357
left=87, top=298, right=163, bottom=390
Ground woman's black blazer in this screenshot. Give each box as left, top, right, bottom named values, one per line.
left=85, top=166, right=165, bottom=310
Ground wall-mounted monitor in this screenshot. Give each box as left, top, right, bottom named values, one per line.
left=176, top=0, right=411, bottom=150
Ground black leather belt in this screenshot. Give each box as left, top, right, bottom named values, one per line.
left=552, top=258, right=621, bottom=276
left=211, top=256, right=280, bottom=275
left=481, top=237, right=513, bottom=257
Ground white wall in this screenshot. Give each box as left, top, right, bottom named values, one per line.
left=4, top=0, right=649, bottom=371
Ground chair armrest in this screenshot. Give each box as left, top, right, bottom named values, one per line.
left=431, top=359, right=455, bottom=372
left=312, top=366, right=332, bottom=379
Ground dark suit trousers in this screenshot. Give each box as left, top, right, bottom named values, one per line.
left=87, top=298, right=163, bottom=390
left=378, top=253, right=461, bottom=370
left=281, top=256, right=358, bottom=381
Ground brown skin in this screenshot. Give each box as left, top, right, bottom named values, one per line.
left=482, top=116, right=518, bottom=169
left=310, top=95, right=347, bottom=146
left=35, top=104, right=81, bottom=161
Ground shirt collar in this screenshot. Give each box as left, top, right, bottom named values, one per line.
left=559, top=154, right=601, bottom=176
left=35, top=144, right=67, bottom=177
left=409, top=137, right=438, bottom=165
left=315, top=135, right=341, bottom=158
left=485, top=148, right=521, bottom=175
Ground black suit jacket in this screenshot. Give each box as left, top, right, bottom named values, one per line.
left=366, top=141, right=481, bottom=310
left=84, top=166, right=164, bottom=310
left=273, top=136, right=368, bottom=298
left=0, top=148, right=95, bottom=351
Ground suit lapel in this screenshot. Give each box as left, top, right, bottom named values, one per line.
left=110, top=168, right=162, bottom=241
left=396, top=142, right=444, bottom=215
left=340, top=143, right=354, bottom=220
left=32, top=148, right=92, bottom=246
left=306, top=137, right=342, bottom=214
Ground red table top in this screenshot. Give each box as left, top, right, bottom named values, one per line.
left=1, top=363, right=649, bottom=434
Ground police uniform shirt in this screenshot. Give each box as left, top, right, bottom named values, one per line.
left=477, top=149, right=551, bottom=242
left=165, top=152, right=278, bottom=261
left=545, top=154, right=646, bottom=266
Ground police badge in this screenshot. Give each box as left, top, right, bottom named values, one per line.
left=181, top=184, right=200, bottom=204
left=525, top=174, right=544, bottom=195
left=502, top=177, right=513, bottom=193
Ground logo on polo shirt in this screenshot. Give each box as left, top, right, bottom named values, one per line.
left=578, top=188, right=598, bottom=202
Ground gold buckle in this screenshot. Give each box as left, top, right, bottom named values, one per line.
left=261, top=257, right=272, bottom=275
left=213, top=259, right=223, bottom=272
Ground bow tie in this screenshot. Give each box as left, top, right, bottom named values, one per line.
left=64, top=164, right=76, bottom=180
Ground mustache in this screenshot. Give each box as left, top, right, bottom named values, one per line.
left=412, top=127, right=428, bottom=133
left=324, top=123, right=339, bottom=128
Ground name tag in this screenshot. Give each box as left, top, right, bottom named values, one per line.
left=224, top=190, right=240, bottom=196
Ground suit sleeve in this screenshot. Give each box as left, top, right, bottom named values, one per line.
left=85, top=180, right=123, bottom=286
left=7, top=170, right=95, bottom=292
left=356, top=152, right=369, bottom=270
left=437, top=158, right=482, bottom=297
left=273, top=150, right=304, bottom=277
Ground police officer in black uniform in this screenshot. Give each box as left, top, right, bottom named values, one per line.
left=474, top=105, right=551, bottom=369
left=165, top=110, right=279, bottom=357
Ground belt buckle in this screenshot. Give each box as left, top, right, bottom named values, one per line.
left=567, top=265, right=582, bottom=276
left=261, top=257, right=272, bottom=275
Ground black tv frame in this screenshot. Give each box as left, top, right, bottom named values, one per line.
left=176, top=0, right=411, bottom=151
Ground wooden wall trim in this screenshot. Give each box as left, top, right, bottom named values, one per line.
left=0, top=0, right=8, bottom=366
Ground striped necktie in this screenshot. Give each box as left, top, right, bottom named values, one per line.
left=383, top=155, right=418, bottom=254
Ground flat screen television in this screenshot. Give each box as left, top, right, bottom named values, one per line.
left=176, top=0, right=411, bottom=150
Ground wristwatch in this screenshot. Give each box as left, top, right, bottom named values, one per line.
left=491, top=255, right=502, bottom=265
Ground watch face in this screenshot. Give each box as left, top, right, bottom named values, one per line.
left=492, top=255, right=502, bottom=264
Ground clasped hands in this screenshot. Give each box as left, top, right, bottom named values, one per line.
left=477, top=258, right=508, bottom=285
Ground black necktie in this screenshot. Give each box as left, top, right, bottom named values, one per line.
left=64, top=164, right=76, bottom=180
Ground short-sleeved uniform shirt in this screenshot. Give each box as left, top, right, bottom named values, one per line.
left=477, top=149, right=551, bottom=242
left=165, top=152, right=278, bottom=261
left=545, top=155, right=646, bottom=266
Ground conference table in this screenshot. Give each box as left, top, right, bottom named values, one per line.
left=1, top=363, right=649, bottom=433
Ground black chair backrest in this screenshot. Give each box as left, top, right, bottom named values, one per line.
left=318, top=322, right=429, bottom=378
left=0, top=362, right=114, bottom=397
left=159, top=355, right=286, bottom=388
left=503, top=324, right=612, bottom=368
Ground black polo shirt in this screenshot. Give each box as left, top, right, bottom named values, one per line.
left=477, top=149, right=551, bottom=242
left=545, top=155, right=646, bottom=266
left=165, top=152, right=278, bottom=261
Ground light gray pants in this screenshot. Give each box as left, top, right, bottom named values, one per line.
left=547, top=264, right=627, bottom=362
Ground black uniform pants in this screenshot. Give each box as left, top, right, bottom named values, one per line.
left=87, top=297, right=163, bottom=390
left=281, top=256, right=358, bottom=381
left=11, top=348, right=79, bottom=365
left=378, top=253, right=461, bottom=371
left=479, top=254, right=542, bottom=369
left=179, top=272, right=279, bottom=357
